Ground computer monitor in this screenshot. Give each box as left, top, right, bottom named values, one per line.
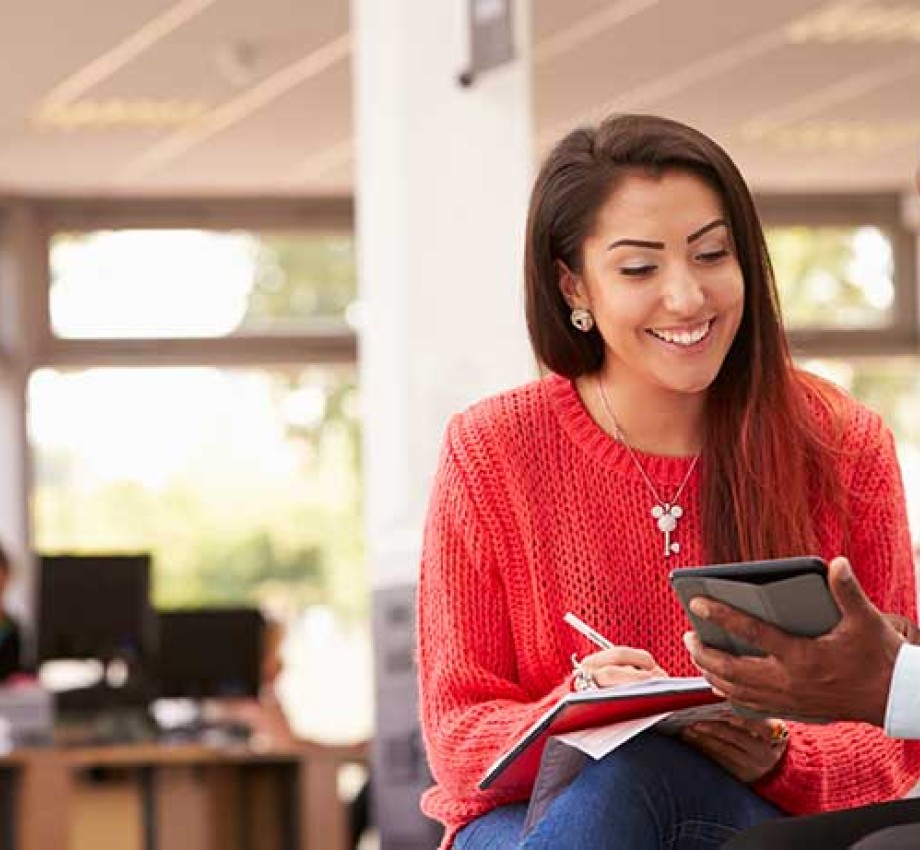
left=37, top=552, right=155, bottom=665
left=154, top=607, right=264, bottom=699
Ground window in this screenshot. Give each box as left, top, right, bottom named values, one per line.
left=2, top=199, right=371, bottom=741
left=29, top=365, right=363, bottom=614
left=801, top=358, right=920, bottom=541
left=769, top=225, right=894, bottom=331
left=760, top=193, right=920, bottom=545
left=50, top=230, right=358, bottom=339
left=759, top=194, right=918, bottom=356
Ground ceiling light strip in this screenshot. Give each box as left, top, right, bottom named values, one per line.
left=120, top=33, right=352, bottom=179
left=742, top=120, right=920, bottom=153
left=39, top=0, right=216, bottom=111
left=788, top=2, right=920, bottom=43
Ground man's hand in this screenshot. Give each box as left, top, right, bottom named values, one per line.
left=683, top=557, right=906, bottom=726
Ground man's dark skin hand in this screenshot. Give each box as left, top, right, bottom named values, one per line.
left=683, top=557, right=913, bottom=727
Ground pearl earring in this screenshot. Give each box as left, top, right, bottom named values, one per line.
left=570, top=307, right=594, bottom=332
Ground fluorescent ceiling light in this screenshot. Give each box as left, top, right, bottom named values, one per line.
left=34, top=99, right=208, bottom=130
left=742, top=120, right=920, bottom=152
left=788, top=2, right=920, bottom=43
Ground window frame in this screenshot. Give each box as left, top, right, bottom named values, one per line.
left=756, top=192, right=919, bottom=357
left=28, top=196, right=357, bottom=367
left=0, top=196, right=358, bottom=633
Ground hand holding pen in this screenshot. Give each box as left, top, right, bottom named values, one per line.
left=564, top=611, right=668, bottom=690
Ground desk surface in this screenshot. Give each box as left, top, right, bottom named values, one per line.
left=0, top=738, right=367, bottom=850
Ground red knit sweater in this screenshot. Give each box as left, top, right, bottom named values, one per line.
left=417, top=372, right=920, bottom=848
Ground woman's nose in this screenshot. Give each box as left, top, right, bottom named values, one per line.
left=662, top=267, right=706, bottom=316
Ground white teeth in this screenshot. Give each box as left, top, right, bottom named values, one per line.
left=650, top=320, right=712, bottom=346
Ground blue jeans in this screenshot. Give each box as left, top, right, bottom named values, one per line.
left=455, top=733, right=784, bottom=849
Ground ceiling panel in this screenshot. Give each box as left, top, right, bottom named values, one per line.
left=533, top=0, right=834, bottom=136
left=128, top=60, right=353, bottom=193
left=0, top=0, right=917, bottom=196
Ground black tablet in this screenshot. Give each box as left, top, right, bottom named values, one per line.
left=670, top=556, right=841, bottom=657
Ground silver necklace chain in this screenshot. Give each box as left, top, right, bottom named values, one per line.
left=595, top=375, right=700, bottom=558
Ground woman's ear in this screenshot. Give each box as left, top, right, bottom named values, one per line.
left=557, top=260, right=587, bottom=310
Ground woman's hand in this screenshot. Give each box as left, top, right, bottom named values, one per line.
left=575, top=645, right=668, bottom=688
left=679, top=716, right=788, bottom=783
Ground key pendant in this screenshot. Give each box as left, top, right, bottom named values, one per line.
left=651, top=503, right=683, bottom=557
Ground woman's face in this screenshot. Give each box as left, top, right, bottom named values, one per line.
left=562, top=170, right=744, bottom=398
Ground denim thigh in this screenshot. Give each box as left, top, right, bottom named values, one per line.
left=456, top=732, right=784, bottom=850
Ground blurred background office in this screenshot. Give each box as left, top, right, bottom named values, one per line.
left=0, top=1, right=919, bottom=849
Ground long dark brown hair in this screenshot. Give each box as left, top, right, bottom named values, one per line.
left=524, top=114, right=843, bottom=563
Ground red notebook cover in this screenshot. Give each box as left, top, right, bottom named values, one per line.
left=479, top=678, right=721, bottom=791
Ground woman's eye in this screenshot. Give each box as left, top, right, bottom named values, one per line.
left=620, top=265, right=656, bottom=277
left=697, top=249, right=729, bottom=263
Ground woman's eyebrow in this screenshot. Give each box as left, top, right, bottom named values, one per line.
left=687, top=219, right=728, bottom=244
left=606, top=219, right=729, bottom=252
left=606, top=238, right=665, bottom=251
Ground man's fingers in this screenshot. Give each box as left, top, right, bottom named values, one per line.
left=683, top=631, right=779, bottom=694
left=827, top=557, right=879, bottom=623
left=684, top=631, right=737, bottom=675
left=687, top=597, right=790, bottom=656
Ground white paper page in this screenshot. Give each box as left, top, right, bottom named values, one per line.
left=554, top=712, right=672, bottom=759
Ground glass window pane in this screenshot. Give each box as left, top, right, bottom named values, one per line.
left=49, top=230, right=357, bottom=339
left=28, top=364, right=370, bottom=739
left=767, top=226, right=895, bottom=330
left=801, top=358, right=920, bottom=545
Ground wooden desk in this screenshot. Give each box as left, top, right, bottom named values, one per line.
left=0, top=740, right=367, bottom=850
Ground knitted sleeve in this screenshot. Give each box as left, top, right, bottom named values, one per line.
left=754, top=418, right=920, bottom=813
left=417, top=416, right=571, bottom=804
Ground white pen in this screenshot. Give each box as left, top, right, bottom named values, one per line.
left=563, top=611, right=615, bottom=651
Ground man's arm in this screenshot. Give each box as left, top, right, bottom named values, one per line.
left=683, top=557, right=907, bottom=728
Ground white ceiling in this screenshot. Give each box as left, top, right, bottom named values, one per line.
left=1, top=0, right=919, bottom=197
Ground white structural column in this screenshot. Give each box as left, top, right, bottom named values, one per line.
left=351, top=1, right=535, bottom=846
left=353, top=0, right=535, bottom=591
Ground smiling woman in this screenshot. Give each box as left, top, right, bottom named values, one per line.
left=417, top=114, right=920, bottom=850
